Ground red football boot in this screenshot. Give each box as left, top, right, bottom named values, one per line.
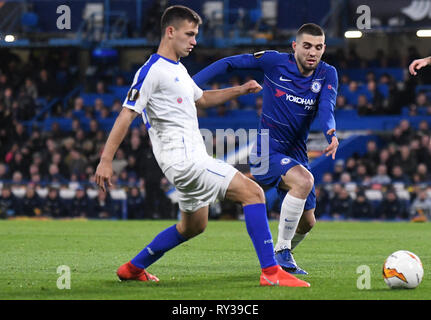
left=260, top=265, right=310, bottom=287
left=117, top=261, right=159, bottom=282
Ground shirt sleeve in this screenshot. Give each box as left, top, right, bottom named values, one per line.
left=123, top=66, right=158, bottom=114
left=192, top=50, right=280, bottom=86
left=192, top=78, right=204, bottom=101
left=317, top=65, right=338, bottom=144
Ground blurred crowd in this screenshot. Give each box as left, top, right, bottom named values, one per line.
left=1, top=47, right=431, bottom=220
left=315, top=118, right=431, bottom=220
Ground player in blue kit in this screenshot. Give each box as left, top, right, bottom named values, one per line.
left=193, top=23, right=339, bottom=274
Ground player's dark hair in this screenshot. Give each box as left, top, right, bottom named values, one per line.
left=296, top=23, right=325, bottom=38
left=160, top=5, right=202, bottom=36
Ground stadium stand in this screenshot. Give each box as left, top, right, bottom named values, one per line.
left=1, top=0, right=431, bottom=222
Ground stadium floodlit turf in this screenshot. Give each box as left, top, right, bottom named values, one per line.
left=0, top=219, right=430, bottom=300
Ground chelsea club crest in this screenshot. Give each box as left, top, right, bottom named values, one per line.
left=311, top=81, right=322, bottom=93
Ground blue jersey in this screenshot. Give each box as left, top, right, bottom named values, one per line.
left=193, top=50, right=338, bottom=165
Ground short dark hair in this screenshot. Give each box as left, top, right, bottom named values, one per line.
left=160, top=5, right=202, bottom=36
left=296, top=23, right=325, bottom=38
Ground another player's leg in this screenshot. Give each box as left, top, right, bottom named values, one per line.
left=117, top=206, right=208, bottom=282
left=292, top=209, right=316, bottom=251
left=275, top=165, right=314, bottom=274
left=225, top=172, right=310, bottom=287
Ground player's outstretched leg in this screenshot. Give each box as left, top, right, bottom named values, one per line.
left=117, top=206, right=208, bottom=282
left=225, top=172, right=310, bottom=287
left=275, top=166, right=314, bottom=274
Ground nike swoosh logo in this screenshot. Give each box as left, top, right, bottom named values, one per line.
left=279, top=76, right=292, bottom=82
left=263, top=275, right=279, bottom=286
left=284, top=218, right=296, bottom=223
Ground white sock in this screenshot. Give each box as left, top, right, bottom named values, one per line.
left=274, top=193, right=306, bottom=252
left=291, top=232, right=308, bottom=251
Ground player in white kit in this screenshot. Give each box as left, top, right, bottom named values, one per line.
left=95, top=5, right=309, bottom=287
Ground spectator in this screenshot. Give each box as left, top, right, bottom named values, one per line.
left=340, top=172, right=352, bottom=184
left=12, top=123, right=29, bottom=146
left=46, top=163, right=67, bottom=185
left=23, top=78, right=38, bottom=100
left=418, top=135, right=431, bottom=169
left=71, top=187, right=92, bottom=218
left=335, top=95, right=351, bottom=109
left=344, top=157, right=356, bottom=177
left=20, top=185, right=43, bottom=217
left=43, top=187, right=68, bottom=218
left=96, top=80, right=106, bottom=94
left=112, top=148, right=128, bottom=174
left=393, top=145, right=417, bottom=177
left=37, top=69, right=55, bottom=99
left=410, top=189, right=431, bottom=219
left=332, top=159, right=345, bottom=182
left=127, top=186, right=146, bottom=219
left=365, top=80, right=385, bottom=113
left=12, top=171, right=23, bottom=185
left=93, top=189, right=114, bottom=219
left=349, top=191, right=374, bottom=219
left=390, top=127, right=405, bottom=145
left=378, top=149, right=393, bottom=173
left=370, top=164, right=391, bottom=185
left=330, top=187, right=352, bottom=219
left=379, top=189, right=405, bottom=220
left=411, top=92, right=430, bottom=111
left=399, top=119, right=415, bottom=143
left=390, top=165, right=411, bottom=185
left=413, top=163, right=431, bottom=183
left=357, top=94, right=374, bottom=115
left=322, top=172, right=334, bottom=184
left=9, top=152, right=28, bottom=178
left=354, top=163, right=370, bottom=184
left=0, top=186, right=19, bottom=218
left=314, top=185, right=330, bottom=219
left=65, top=149, right=88, bottom=176
left=0, top=162, right=10, bottom=180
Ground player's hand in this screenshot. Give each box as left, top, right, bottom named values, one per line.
left=324, top=129, right=338, bottom=160
left=240, top=80, right=262, bottom=95
left=409, top=57, right=431, bottom=76
left=95, top=159, right=113, bottom=192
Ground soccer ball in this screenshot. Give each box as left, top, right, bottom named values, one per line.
left=383, top=250, right=424, bottom=289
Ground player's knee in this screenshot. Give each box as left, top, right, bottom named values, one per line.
left=294, top=171, right=313, bottom=194
left=297, top=212, right=316, bottom=234
left=304, top=215, right=316, bottom=232
left=244, top=182, right=265, bottom=205
left=177, top=220, right=207, bottom=239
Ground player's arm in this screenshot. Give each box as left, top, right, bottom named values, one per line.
left=318, top=66, right=339, bottom=160
left=193, top=51, right=278, bottom=86
left=195, top=80, right=262, bottom=108
left=95, top=108, right=138, bottom=192
left=409, top=56, right=431, bottom=76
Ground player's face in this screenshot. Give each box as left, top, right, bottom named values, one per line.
left=172, top=20, right=199, bottom=58
left=293, top=34, right=325, bottom=74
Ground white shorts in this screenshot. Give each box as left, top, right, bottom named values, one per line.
left=164, top=156, right=238, bottom=213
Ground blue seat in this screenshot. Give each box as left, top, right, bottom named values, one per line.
left=81, top=93, right=116, bottom=107
left=97, top=118, right=116, bottom=131
left=108, top=85, right=129, bottom=100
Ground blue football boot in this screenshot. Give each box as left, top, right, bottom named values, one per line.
left=275, top=249, right=308, bottom=275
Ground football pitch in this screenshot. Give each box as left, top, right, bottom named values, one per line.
left=0, top=219, right=430, bottom=300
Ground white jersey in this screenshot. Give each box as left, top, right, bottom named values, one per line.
left=123, top=53, right=207, bottom=172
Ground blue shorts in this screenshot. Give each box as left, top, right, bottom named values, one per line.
left=250, top=149, right=316, bottom=211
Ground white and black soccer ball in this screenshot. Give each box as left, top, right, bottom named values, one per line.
left=383, top=250, right=424, bottom=289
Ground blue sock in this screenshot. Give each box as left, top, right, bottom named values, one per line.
left=131, top=224, right=187, bottom=269
left=243, top=203, right=277, bottom=269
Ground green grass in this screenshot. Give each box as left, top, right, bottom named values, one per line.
left=0, top=219, right=430, bottom=300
